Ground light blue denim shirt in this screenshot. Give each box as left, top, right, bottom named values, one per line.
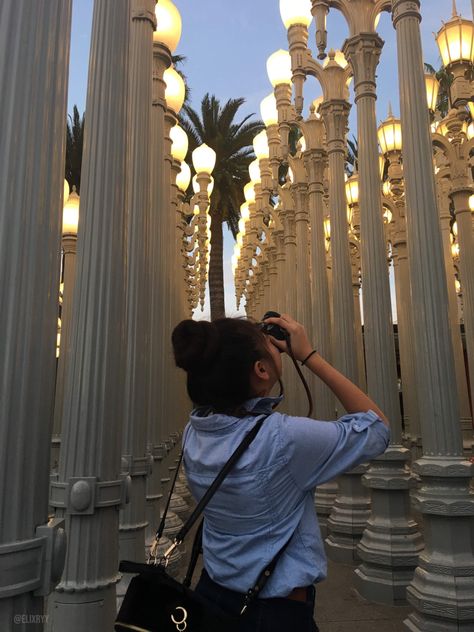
left=182, top=396, right=390, bottom=598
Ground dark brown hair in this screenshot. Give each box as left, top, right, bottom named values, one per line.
left=171, top=318, right=271, bottom=414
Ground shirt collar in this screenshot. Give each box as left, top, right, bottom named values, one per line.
left=189, top=395, right=283, bottom=432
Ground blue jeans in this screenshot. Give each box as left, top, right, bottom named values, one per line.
left=195, top=568, right=319, bottom=632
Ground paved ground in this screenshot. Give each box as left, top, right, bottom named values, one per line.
left=316, top=557, right=411, bottom=632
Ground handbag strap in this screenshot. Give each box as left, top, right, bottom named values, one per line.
left=152, top=413, right=269, bottom=562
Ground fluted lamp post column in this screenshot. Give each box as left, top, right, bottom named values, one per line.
left=280, top=0, right=371, bottom=561
left=301, top=106, right=338, bottom=536
left=0, top=2, right=72, bottom=626
left=145, top=0, right=177, bottom=558
left=50, top=2, right=132, bottom=629
left=392, top=0, right=474, bottom=628
left=382, top=139, right=421, bottom=455
left=117, top=0, right=156, bottom=586
left=346, top=85, right=422, bottom=601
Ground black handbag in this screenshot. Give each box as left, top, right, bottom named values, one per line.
left=116, top=413, right=291, bottom=632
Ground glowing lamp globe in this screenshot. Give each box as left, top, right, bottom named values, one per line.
left=176, top=161, right=191, bottom=192
left=253, top=130, right=270, bottom=160
left=238, top=218, right=247, bottom=234
left=244, top=182, right=256, bottom=204
left=383, top=207, right=393, bottom=224
left=382, top=180, right=392, bottom=197
left=64, top=179, right=70, bottom=202
left=163, top=67, right=186, bottom=114
left=345, top=174, right=359, bottom=206
left=192, top=143, right=216, bottom=175
left=469, top=193, right=474, bottom=211
left=323, top=49, right=349, bottom=69
left=378, top=110, right=402, bottom=155
left=436, top=11, right=474, bottom=67
left=249, top=159, right=261, bottom=183
left=154, top=0, right=182, bottom=53
left=260, top=93, right=279, bottom=127
left=170, top=124, right=188, bottom=161
left=266, top=50, right=292, bottom=87
left=425, top=73, right=440, bottom=112
left=279, top=0, right=312, bottom=29
left=379, top=154, right=386, bottom=180
left=241, top=203, right=250, bottom=221
left=237, top=233, right=243, bottom=248
left=62, top=188, right=80, bottom=235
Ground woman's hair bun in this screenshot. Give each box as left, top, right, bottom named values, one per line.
left=172, top=319, right=220, bottom=372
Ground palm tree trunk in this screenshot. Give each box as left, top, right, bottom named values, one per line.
left=209, top=210, right=226, bottom=320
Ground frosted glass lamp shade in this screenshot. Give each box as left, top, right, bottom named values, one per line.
left=279, top=0, right=312, bottom=29
left=176, top=161, right=191, bottom=192
left=345, top=175, right=359, bottom=206
left=154, top=0, right=182, bottom=52
left=249, top=159, right=261, bottom=183
left=241, top=203, right=250, bottom=221
left=244, top=182, right=256, bottom=204
left=267, top=50, right=292, bottom=87
left=436, top=12, right=474, bottom=67
left=253, top=130, right=270, bottom=160
left=378, top=113, right=402, bottom=154
left=170, top=124, right=188, bottom=161
left=260, top=93, right=279, bottom=126
left=425, top=73, right=440, bottom=112
left=164, top=67, right=186, bottom=114
left=62, top=189, right=80, bottom=235
left=64, top=179, right=70, bottom=202
left=192, top=143, right=216, bottom=174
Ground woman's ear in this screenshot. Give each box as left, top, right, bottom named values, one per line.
left=254, top=360, right=270, bottom=380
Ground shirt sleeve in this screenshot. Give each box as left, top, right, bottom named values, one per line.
left=280, top=410, right=390, bottom=492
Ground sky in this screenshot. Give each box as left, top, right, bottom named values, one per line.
left=67, top=0, right=471, bottom=321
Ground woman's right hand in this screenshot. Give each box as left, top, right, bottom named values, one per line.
left=263, top=313, right=314, bottom=362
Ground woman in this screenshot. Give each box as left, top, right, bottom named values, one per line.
left=171, top=313, right=390, bottom=632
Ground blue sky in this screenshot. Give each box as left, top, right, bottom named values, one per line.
left=68, top=0, right=470, bottom=320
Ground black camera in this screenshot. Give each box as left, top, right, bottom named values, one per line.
left=259, top=311, right=288, bottom=342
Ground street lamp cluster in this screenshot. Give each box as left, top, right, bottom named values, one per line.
left=231, top=0, right=474, bottom=629
left=1, top=1, right=474, bottom=631
left=0, top=1, right=220, bottom=630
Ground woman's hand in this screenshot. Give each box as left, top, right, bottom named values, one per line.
left=263, top=314, right=313, bottom=362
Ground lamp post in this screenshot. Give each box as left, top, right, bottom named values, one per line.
left=433, top=165, right=473, bottom=453
left=279, top=0, right=370, bottom=561
left=381, top=128, right=421, bottom=456
left=192, top=143, right=216, bottom=313
left=117, top=0, right=156, bottom=589
left=392, top=0, right=474, bottom=628
left=432, top=1, right=474, bottom=422
left=146, top=0, right=175, bottom=557
left=0, top=2, right=72, bottom=625
left=52, top=188, right=80, bottom=472
left=50, top=2, right=132, bottom=630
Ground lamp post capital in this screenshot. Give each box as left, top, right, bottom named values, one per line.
left=342, top=33, right=383, bottom=101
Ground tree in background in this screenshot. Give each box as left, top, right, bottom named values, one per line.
left=180, top=94, right=263, bottom=319
left=424, top=62, right=452, bottom=117
left=65, top=105, right=85, bottom=193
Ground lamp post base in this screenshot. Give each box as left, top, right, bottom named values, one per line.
left=404, top=457, right=474, bottom=631
left=325, top=465, right=371, bottom=564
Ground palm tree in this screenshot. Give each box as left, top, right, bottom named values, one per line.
left=180, top=94, right=264, bottom=319
left=65, top=105, right=85, bottom=192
